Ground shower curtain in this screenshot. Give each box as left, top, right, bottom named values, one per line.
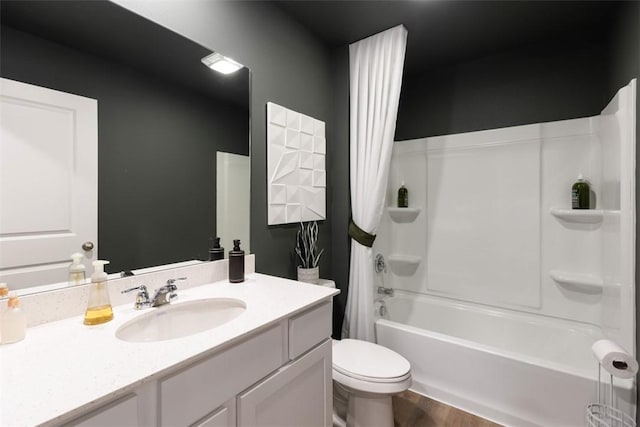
left=343, top=25, right=407, bottom=341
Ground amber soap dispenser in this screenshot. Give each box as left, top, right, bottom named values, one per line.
left=83, top=260, right=114, bottom=325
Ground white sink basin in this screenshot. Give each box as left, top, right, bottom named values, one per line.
left=116, top=298, right=246, bottom=342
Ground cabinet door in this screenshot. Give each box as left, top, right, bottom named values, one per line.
left=191, top=399, right=236, bottom=427
left=238, top=339, right=332, bottom=427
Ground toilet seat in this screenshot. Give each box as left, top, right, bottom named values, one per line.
left=332, top=339, right=412, bottom=394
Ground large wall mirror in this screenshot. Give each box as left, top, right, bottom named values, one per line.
left=0, top=1, right=250, bottom=292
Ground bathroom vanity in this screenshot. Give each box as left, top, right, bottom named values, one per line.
left=0, top=266, right=338, bottom=426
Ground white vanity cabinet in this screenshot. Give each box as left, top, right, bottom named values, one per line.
left=60, top=300, right=333, bottom=427
left=159, top=322, right=286, bottom=426
left=62, top=394, right=140, bottom=427
left=191, top=400, right=236, bottom=427
left=238, top=301, right=333, bottom=427
left=238, top=339, right=332, bottom=426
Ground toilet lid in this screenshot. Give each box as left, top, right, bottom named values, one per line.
left=333, top=339, right=411, bottom=382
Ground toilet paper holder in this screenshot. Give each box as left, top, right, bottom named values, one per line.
left=612, top=360, right=629, bottom=370
left=586, top=340, right=637, bottom=427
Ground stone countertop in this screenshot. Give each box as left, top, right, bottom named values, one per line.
left=0, top=273, right=338, bottom=427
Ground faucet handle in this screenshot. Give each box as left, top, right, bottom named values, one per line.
left=122, top=285, right=150, bottom=310
left=122, top=284, right=147, bottom=294
left=166, top=277, right=187, bottom=288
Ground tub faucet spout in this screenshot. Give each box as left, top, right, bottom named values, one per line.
left=377, top=286, right=394, bottom=296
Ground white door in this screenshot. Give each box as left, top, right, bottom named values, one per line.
left=0, top=78, right=97, bottom=290
left=216, top=152, right=250, bottom=256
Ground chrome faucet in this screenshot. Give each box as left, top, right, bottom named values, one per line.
left=121, top=285, right=150, bottom=310
left=150, top=278, right=185, bottom=307
left=374, top=254, right=387, bottom=274
left=122, top=277, right=186, bottom=310
left=377, top=286, right=394, bottom=296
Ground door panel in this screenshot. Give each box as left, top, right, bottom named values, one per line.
left=0, top=78, right=97, bottom=289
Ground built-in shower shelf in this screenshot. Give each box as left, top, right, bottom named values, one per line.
left=388, top=255, right=421, bottom=276
left=388, top=207, right=421, bottom=223
left=549, top=270, right=605, bottom=292
left=549, top=208, right=620, bottom=224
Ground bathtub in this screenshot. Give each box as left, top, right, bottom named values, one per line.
left=375, top=292, right=635, bottom=427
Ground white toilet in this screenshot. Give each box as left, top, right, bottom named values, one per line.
left=332, top=338, right=412, bottom=427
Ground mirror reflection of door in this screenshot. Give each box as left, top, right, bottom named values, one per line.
left=0, top=78, right=97, bottom=289
left=217, top=152, right=250, bottom=257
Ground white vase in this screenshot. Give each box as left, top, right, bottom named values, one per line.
left=297, top=266, right=319, bottom=285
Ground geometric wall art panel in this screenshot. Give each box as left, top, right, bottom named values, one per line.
left=267, top=102, right=326, bottom=225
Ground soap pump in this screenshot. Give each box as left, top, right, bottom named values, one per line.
left=1, top=293, right=26, bottom=344
left=83, top=260, right=114, bottom=325
left=228, top=239, right=245, bottom=283
left=209, top=237, right=225, bottom=261
left=68, top=252, right=86, bottom=286
left=0, top=283, right=8, bottom=343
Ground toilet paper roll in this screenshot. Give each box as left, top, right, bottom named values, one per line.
left=592, top=339, right=639, bottom=379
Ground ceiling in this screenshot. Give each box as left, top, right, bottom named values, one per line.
left=0, top=0, right=249, bottom=108
left=274, top=1, right=620, bottom=75
left=1, top=1, right=621, bottom=94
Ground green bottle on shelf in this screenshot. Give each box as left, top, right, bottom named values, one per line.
left=397, top=181, right=408, bottom=208
left=571, top=174, right=590, bottom=209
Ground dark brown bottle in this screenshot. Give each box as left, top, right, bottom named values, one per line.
left=228, top=239, right=245, bottom=283
left=208, top=237, right=224, bottom=261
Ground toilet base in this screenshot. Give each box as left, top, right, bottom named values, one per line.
left=334, top=382, right=395, bottom=427
left=347, top=391, right=394, bottom=427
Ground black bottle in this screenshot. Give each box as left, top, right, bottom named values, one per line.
left=208, top=237, right=225, bottom=261
left=571, top=174, right=591, bottom=209
left=397, top=181, right=409, bottom=208
left=228, top=239, right=245, bottom=283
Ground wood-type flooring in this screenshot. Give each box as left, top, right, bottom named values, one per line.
left=393, top=391, right=503, bottom=427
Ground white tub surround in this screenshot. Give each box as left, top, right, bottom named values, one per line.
left=0, top=269, right=338, bottom=426
left=381, top=80, right=635, bottom=345
left=375, top=80, right=636, bottom=427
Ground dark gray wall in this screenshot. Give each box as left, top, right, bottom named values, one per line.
left=330, top=47, right=351, bottom=337
left=1, top=26, right=248, bottom=273
left=395, top=40, right=609, bottom=139
left=113, top=1, right=335, bottom=280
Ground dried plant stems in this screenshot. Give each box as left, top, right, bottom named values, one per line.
left=295, top=221, right=324, bottom=268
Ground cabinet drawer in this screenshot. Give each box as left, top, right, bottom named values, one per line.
left=160, top=324, right=285, bottom=426
left=63, top=394, right=138, bottom=427
left=288, top=301, right=332, bottom=359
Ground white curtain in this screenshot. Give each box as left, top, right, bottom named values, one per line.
left=343, top=25, right=408, bottom=341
